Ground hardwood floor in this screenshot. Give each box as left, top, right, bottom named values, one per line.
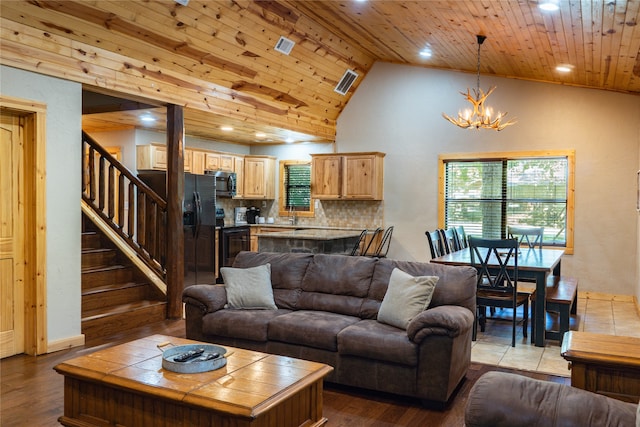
left=1, top=319, right=570, bottom=427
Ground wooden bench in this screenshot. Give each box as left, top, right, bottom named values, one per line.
left=531, top=275, right=578, bottom=344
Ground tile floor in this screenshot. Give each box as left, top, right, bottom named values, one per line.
left=471, top=296, right=640, bottom=377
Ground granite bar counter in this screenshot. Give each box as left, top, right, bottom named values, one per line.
left=257, top=229, right=362, bottom=254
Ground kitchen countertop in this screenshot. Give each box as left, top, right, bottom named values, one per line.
left=255, top=228, right=363, bottom=241
left=248, top=223, right=365, bottom=231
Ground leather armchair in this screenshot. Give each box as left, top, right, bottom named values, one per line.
left=465, top=371, right=638, bottom=427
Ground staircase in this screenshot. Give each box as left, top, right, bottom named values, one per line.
left=81, top=217, right=167, bottom=340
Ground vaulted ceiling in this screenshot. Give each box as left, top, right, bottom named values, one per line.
left=2, top=1, right=639, bottom=144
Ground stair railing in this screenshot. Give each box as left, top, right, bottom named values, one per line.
left=82, top=131, right=167, bottom=278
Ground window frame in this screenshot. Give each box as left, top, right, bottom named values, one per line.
left=438, top=150, right=575, bottom=254
left=278, top=160, right=315, bottom=218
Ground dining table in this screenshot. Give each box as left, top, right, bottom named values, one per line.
left=431, top=246, right=565, bottom=347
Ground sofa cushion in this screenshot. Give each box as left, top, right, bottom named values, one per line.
left=298, top=254, right=377, bottom=317
left=338, top=319, right=418, bottom=366
left=233, top=251, right=313, bottom=309
left=377, top=268, right=439, bottom=329
left=221, top=263, right=277, bottom=310
left=362, top=258, right=477, bottom=318
left=202, top=309, right=292, bottom=342
left=268, top=310, right=360, bottom=351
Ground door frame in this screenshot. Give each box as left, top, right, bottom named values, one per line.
left=0, top=95, right=47, bottom=355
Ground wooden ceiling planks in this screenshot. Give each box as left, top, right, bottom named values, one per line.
left=1, top=0, right=639, bottom=146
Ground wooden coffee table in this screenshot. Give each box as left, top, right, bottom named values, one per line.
left=54, top=334, right=333, bottom=427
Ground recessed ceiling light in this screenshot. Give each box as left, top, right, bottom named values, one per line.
left=539, top=1, right=560, bottom=12
left=285, top=137, right=295, bottom=144
left=419, top=43, right=432, bottom=58
left=255, top=132, right=267, bottom=138
left=140, top=114, right=155, bottom=123
left=555, top=64, right=574, bottom=73
left=220, top=126, right=234, bottom=131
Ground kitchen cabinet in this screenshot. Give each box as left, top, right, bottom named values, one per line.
left=205, top=152, right=220, bottom=171
left=242, top=156, right=276, bottom=199
left=189, top=149, right=205, bottom=175
left=205, top=152, right=234, bottom=172
left=136, top=143, right=167, bottom=170
left=234, top=156, right=245, bottom=198
left=184, top=149, right=192, bottom=173
left=311, top=152, right=385, bottom=200
left=220, top=155, right=234, bottom=172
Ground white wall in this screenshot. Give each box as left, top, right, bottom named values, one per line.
left=1, top=65, right=82, bottom=343
left=337, top=61, right=640, bottom=297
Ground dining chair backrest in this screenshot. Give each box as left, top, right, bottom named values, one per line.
left=425, top=230, right=445, bottom=259
left=468, top=236, right=519, bottom=292
left=372, top=226, right=394, bottom=257
left=453, top=225, right=468, bottom=249
left=438, top=228, right=459, bottom=253
left=508, top=225, right=544, bottom=249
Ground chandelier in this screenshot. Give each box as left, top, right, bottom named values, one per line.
left=442, top=35, right=515, bottom=131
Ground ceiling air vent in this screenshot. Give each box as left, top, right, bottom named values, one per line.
left=334, top=69, right=359, bottom=95
left=274, top=36, right=295, bottom=55
left=174, top=0, right=189, bottom=5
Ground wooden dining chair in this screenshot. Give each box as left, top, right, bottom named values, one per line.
left=453, top=225, right=468, bottom=249
left=469, top=236, right=530, bottom=347
left=425, top=230, right=445, bottom=259
left=438, top=228, right=459, bottom=253
left=507, top=225, right=544, bottom=249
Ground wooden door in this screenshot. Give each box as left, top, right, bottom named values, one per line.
left=0, top=112, right=25, bottom=358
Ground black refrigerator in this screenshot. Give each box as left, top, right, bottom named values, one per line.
left=138, top=171, right=217, bottom=287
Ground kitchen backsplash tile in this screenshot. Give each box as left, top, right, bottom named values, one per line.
left=216, top=198, right=384, bottom=229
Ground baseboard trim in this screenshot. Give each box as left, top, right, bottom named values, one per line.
left=47, top=334, right=85, bottom=353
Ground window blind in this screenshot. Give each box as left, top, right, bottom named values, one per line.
left=285, top=164, right=311, bottom=211
left=444, top=157, right=568, bottom=245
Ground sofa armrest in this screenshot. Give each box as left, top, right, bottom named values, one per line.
left=182, top=284, right=227, bottom=314
left=465, top=371, right=638, bottom=427
left=407, top=305, right=474, bottom=344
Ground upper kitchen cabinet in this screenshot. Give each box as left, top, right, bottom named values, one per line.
left=190, top=149, right=205, bottom=175
left=205, top=152, right=234, bottom=172
left=242, top=156, right=276, bottom=200
left=205, top=152, right=220, bottom=171
left=234, top=156, right=245, bottom=198
left=311, top=152, right=385, bottom=200
left=136, top=143, right=167, bottom=170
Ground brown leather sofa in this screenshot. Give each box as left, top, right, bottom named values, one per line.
left=183, top=251, right=477, bottom=405
left=465, top=371, right=639, bottom=427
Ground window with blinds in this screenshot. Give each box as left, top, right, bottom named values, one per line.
left=284, top=163, right=311, bottom=211
left=279, top=160, right=314, bottom=216
left=441, top=152, right=573, bottom=249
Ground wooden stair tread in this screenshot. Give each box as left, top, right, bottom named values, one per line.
left=82, top=281, right=149, bottom=296
left=82, top=300, right=166, bottom=322
left=82, top=264, right=129, bottom=274
left=81, top=248, right=114, bottom=255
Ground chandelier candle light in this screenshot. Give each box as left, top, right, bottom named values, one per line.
left=442, top=35, right=516, bottom=131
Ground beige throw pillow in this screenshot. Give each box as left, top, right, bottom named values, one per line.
left=377, top=268, right=439, bottom=329
left=220, top=263, right=277, bottom=310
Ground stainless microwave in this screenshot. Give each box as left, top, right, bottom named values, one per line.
left=206, top=170, right=236, bottom=198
